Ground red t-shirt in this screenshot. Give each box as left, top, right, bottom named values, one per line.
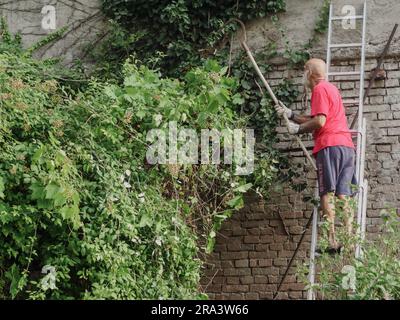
left=311, top=80, right=355, bottom=155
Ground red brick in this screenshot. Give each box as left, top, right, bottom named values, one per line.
left=248, top=228, right=261, bottom=235
left=227, top=243, right=241, bottom=251
left=289, top=291, right=303, bottom=299
left=281, top=283, right=305, bottom=291
left=235, top=259, right=249, bottom=268
left=279, top=250, right=295, bottom=258
left=212, top=276, right=225, bottom=284
left=224, top=285, right=249, bottom=293
left=274, top=292, right=288, bottom=300
left=258, top=259, right=273, bottom=267
left=226, top=276, right=240, bottom=285
left=207, top=284, right=222, bottom=292
left=289, top=226, right=304, bottom=234
left=260, top=292, right=274, bottom=299
left=244, top=236, right=259, bottom=244
left=249, top=259, right=258, bottom=267
left=240, top=276, right=254, bottom=285
left=249, top=251, right=275, bottom=259
left=214, top=244, right=227, bottom=252
left=260, top=227, right=274, bottom=235
left=224, top=268, right=251, bottom=276
left=221, top=251, right=248, bottom=260
left=260, top=235, right=274, bottom=243
left=245, top=293, right=259, bottom=300
left=255, top=244, right=269, bottom=251
left=273, top=258, right=288, bottom=266
left=221, top=260, right=234, bottom=268
left=232, top=228, right=247, bottom=236
left=269, top=243, right=283, bottom=251
left=254, top=275, right=268, bottom=283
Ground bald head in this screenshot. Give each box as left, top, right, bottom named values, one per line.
left=305, top=58, right=326, bottom=79
left=303, top=58, right=327, bottom=89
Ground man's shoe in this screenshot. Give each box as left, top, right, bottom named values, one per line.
left=315, top=245, right=343, bottom=256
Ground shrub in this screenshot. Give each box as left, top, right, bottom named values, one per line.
left=298, top=207, right=400, bottom=300
left=0, top=43, right=279, bottom=298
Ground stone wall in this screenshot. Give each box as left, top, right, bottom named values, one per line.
left=201, top=56, right=400, bottom=299
left=237, top=0, right=400, bottom=59
left=0, top=0, right=106, bottom=67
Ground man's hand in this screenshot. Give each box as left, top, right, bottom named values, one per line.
left=275, top=101, right=293, bottom=119
left=287, top=121, right=300, bottom=134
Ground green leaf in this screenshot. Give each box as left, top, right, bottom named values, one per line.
left=45, top=182, right=59, bottom=200
left=32, top=145, right=45, bottom=163
left=6, top=264, right=26, bottom=299
left=30, top=183, right=45, bottom=200
left=226, top=195, right=244, bottom=210
left=233, top=183, right=253, bottom=193
left=60, top=205, right=80, bottom=229
left=136, top=110, right=146, bottom=119
left=206, top=237, right=216, bottom=254
left=53, top=190, right=67, bottom=207
left=139, top=213, right=152, bottom=228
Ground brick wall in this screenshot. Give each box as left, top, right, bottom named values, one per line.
left=201, top=56, right=400, bottom=300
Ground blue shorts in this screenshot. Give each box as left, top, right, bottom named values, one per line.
left=316, top=146, right=358, bottom=197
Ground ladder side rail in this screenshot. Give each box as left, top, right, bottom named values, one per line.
left=356, top=1, right=368, bottom=184
left=307, top=183, right=320, bottom=300
left=360, top=179, right=369, bottom=258
left=326, top=2, right=334, bottom=79
left=356, top=119, right=367, bottom=258
left=355, top=2, right=368, bottom=259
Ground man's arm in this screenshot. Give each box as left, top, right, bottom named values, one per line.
left=297, top=114, right=326, bottom=134
left=275, top=102, right=312, bottom=124
left=291, top=113, right=312, bottom=124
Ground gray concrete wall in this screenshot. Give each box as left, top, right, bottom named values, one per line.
left=2, top=1, right=399, bottom=66
left=0, top=0, right=106, bottom=67
left=234, top=0, right=400, bottom=60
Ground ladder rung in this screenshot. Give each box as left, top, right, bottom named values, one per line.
left=343, top=99, right=360, bottom=105
left=331, top=15, right=364, bottom=21
left=329, top=43, right=363, bottom=49
left=328, top=71, right=361, bottom=76
left=349, top=129, right=360, bottom=135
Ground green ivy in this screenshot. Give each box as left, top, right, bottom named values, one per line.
left=96, top=0, right=285, bottom=78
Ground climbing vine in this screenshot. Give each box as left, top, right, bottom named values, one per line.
left=99, top=0, right=286, bottom=78
left=0, top=0, right=332, bottom=300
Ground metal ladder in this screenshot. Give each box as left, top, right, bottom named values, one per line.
left=307, top=1, right=369, bottom=300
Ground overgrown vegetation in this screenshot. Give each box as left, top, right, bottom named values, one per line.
left=98, top=0, right=285, bottom=78
left=0, top=20, right=281, bottom=298
left=298, top=208, right=400, bottom=300
left=0, top=0, right=337, bottom=300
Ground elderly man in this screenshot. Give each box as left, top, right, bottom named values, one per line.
left=276, top=58, right=357, bottom=254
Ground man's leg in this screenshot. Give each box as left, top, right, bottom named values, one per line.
left=321, top=192, right=338, bottom=248
left=337, top=194, right=353, bottom=236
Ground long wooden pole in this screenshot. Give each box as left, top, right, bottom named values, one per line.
left=230, top=19, right=317, bottom=171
